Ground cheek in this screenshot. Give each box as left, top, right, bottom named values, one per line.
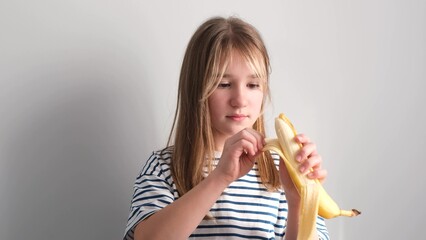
left=252, top=93, right=264, bottom=110
left=208, top=97, right=215, bottom=111
left=209, top=91, right=226, bottom=108
left=208, top=95, right=223, bottom=118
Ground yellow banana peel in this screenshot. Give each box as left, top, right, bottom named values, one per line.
left=263, top=113, right=360, bottom=239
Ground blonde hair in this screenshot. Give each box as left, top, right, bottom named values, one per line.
left=168, top=16, right=280, bottom=197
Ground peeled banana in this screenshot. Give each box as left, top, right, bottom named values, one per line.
left=263, top=113, right=360, bottom=239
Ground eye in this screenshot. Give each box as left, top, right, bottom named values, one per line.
left=218, top=82, right=231, bottom=88
left=247, top=83, right=261, bottom=89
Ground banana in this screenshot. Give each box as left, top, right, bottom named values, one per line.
left=263, top=113, right=360, bottom=239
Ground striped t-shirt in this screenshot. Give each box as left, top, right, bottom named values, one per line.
left=124, top=147, right=329, bottom=240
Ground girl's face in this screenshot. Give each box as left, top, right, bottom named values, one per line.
left=208, top=51, right=265, bottom=151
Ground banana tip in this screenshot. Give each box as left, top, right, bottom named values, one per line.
left=352, top=209, right=361, bottom=216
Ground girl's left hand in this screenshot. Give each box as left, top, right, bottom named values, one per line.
left=278, top=133, right=328, bottom=204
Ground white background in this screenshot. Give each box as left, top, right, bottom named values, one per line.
left=1, top=1, right=425, bottom=239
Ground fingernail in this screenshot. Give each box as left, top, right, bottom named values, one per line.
left=307, top=172, right=314, bottom=178
left=299, top=166, right=305, bottom=173
left=296, top=155, right=302, bottom=162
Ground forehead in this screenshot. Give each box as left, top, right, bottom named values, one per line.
left=226, top=52, right=252, bottom=69
left=222, top=49, right=266, bottom=77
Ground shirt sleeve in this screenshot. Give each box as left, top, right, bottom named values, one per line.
left=123, top=151, right=175, bottom=240
left=316, top=216, right=330, bottom=240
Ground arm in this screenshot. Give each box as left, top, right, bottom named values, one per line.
left=134, top=169, right=230, bottom=239
left=134, top=128, right=265, bottom=239
left=279, top=134, right=328, bottom=240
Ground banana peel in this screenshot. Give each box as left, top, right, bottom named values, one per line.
left=263, top=113, right=360, bottom=239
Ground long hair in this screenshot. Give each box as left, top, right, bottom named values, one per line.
left=168, top=16, right=280, bottom=197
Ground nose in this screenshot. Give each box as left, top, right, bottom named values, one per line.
left=230, top=85, right=248, bottom=108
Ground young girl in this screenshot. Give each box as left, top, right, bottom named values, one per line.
left=124, top=16, right=329, bottom=240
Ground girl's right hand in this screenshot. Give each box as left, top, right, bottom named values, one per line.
left=213, top=128, right=265, bottom=184
left=134, top=128, right=265, bottom=240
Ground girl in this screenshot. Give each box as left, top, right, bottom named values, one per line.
left=124, top=16, right=329, bottom=240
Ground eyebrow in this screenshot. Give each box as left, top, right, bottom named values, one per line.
left=222, top=73, right=259, bottom=79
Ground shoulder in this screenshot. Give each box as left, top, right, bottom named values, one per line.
left=153, top=146, right=174, bottom=163
left=138, top=146, right=173, bottom=178
left=133, top=146, right=175, bottom=191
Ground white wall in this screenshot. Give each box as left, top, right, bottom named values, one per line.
left=1, top=1, right=425, bottom=239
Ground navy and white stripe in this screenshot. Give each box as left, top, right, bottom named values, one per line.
left=124, top=147, right=329, bottom=239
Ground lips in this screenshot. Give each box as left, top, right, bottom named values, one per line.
left=227, top=114, right=248, bottom=121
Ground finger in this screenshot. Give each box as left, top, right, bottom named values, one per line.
left=235, top=128, right=264, bottom=154
left=242, top=151, right=257, bottom=164
left=234, top=137, right=259, bottom=157
left=307, top=169, right=328, bottom=183
left=295, top=133, right=310, bottom=145
left=299, top=155, right=322, bottom=174
left=243, top=128, right=265, bottom=151
left=239, top=140, right=256, bottom=168
left=226, top=130, right=256, bottom=154
left=296, top=142, right=318, bottom=162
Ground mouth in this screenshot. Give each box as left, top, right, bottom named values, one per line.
left=227, top=114, right=248, bottom=121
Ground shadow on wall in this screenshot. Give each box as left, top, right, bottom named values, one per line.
left=2, top=62, right=156, bottom=240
